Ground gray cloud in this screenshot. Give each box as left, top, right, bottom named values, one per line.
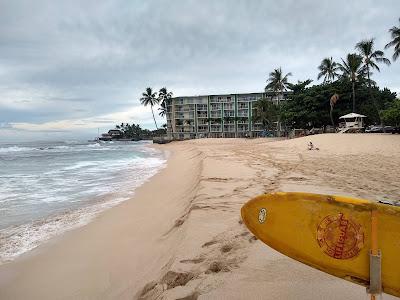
left=0, top=0, right=399, bottom=140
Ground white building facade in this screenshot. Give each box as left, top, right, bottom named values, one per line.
left=166, top=91, right=290, bottom=139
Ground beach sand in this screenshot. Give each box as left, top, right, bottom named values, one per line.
left=0, top=134, right=399, bottom=299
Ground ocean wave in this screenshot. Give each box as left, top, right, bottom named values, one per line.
left=0, top=146, right=35, bottom=153
left=0, top=141, right=153, bottom=155
left=0, top=141, right=166, bottom=263
left=0, top=196, right=130, bottom=263
left=63, top=161, right=100, bottom=171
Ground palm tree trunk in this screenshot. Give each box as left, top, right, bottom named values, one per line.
left=367, top=67, right=383, bottom=126
left=151, top=106, right=158, bottom=129
left=352, top=80, right=356, bottom=112
left=277, top=91, right=282, bottom=137
left=330, top=105, right=335, bottom=128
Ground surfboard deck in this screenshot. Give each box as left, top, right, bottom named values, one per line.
left=241, top=192, right=400, bottom=297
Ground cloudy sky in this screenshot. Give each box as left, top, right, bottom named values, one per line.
left=0, top=0, right=399, bottom=141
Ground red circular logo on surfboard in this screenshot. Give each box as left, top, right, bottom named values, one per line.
left=317, top=213, right=364, bottom=259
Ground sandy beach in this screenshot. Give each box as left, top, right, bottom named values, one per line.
left=0, top=134, right=399, bottom=300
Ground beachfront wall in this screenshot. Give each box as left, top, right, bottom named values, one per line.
left=166, top=91, right=291, bottom=139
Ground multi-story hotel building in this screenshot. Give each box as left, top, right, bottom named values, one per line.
left=166, top=91, right=290, bottom=139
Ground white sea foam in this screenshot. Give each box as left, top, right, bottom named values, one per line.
left=0, top=141, right=166, bottom=263
left=63, top=161, right=100, bottom=170
left=0, top=146, right=35, bottom=153
left=0, top=196, right=131, bottom=263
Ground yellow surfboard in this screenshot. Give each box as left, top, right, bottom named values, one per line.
left=241, top=192, right=400, bottom=297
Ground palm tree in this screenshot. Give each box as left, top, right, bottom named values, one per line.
left=385, top=18, right=400, bottom=61
left=158, top=87, right=173, bottom=133
left=158, top=87, right=173, bottom=118
left=265, top=68, right=292, bottom=100
left=253, top=98, right=279, bottom=131
left=265, top=67, right=292, bottom=136
left=338, top=54, right=364, bottom=112
left=317, top=57, right=339, bottom=83
left=329, top=94, right=340, bottom=128
left=356, top=38, right=391, bottom=86
left=356, top=38, right=391, bottom=121
left=140, top=87, right=159, bottom=129
left=158, top=87, right=173, bottom=103
left=158, top=101, right=167, bottom=118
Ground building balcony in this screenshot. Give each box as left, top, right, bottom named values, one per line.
left=198, top=126, right=209, bottom=132
left=210, top=125, right=222, bottom=132
left=210, top=112, right=222, bottom=118
left=238, top=96, right=258, bottom=102
left=223, top=104, right=234, bottom=110
left=197, top=104, right=208, bottom=111
left=238, top=125, right=249, bottom=132
left=210, top=106, right=222, bottom=111
left=197, top=113, right=208, bottom=118
left=223, top=111, right=235, bottom=117
left=224, top=120, right=235, bottom=125
left=176, top=113, right=194, bottom=118
left=175, top=115, right=195, bottom=120
left=210, top=96, right=234, bottom=103
left=223, top=125, right=235, bottom=132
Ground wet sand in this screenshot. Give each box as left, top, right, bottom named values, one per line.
left=0, top=134, right=399, bottom=299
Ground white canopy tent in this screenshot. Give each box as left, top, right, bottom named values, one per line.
left=339, top=113, right=367, bottom=119
left=339, top=113, right=366, bottom=132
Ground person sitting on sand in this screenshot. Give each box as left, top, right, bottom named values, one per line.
left=308, top=142, right=319, bottom=151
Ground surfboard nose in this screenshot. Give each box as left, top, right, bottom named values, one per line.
left=241, top=195, right=271, bottom=236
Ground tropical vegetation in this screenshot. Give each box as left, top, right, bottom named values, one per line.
left=252, top=98, right=279, bottom=131
left=158, top=87, right=173, bottom=118
left=385, top=18, right=400, bottom=61
left=265, top=67, right=292, bottom=135
left=115, top=122, right=165, bottom=140
left=258, top=17, right=400, bottom=131
left=317, top=57, right=339, bottom=83
left=281, top=81, right=397, bottom=129
left=337, top=53, right=364, bottom=112
left=356, top=39, right=391, bottom=120
left=381, top=99, right=400, bottom=126
left=140, top=87, right=159, bottom=129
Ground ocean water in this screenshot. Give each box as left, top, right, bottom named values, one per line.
left=0, top=140, right=167, bottom=263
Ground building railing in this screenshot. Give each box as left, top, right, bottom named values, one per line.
left=210, top=112, right=222, bottom=118
left=223, top=125, right=235, bottom=132
left=210, top=125, right=222, bottom=132
left=224, top=112, right=235, bottom=117
left=209, top=97, right=234, bottom=103
left=224, top=121, right=235, bottom=125
left=210, top=105, right=222, bottom=110
left=237, top=125, right=249, bottom=131
left=223, top=105, right=234, bottom=110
